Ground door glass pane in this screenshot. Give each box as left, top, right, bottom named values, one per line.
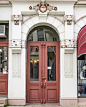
left=47, top=46, right=56, bottom=81
left=30, top=46, right=39, bottom=81
left=0, top=47, right=7, bottom=74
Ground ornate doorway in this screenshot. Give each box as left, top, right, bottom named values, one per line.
left=26, top=26, right=60, bottom=103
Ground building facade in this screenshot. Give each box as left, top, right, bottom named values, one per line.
left=0, top=0, right=86, bottom=107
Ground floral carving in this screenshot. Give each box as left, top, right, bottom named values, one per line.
left=64, top=15, right=75, bottom=25
left=29, top=1, right=57, bottom=13
left=9, top=40, right=26, bottom=48
left=61, top=39, right=77, bottom=48
left=64, top=71, right=73, bottom=78
left=11, top=15, right=22, bottom=25
left=12, top=71, right=21, bottom=78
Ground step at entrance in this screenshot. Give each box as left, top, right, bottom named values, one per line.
left=25, top=103, right=61, bottom=107
left=0, top=97, right=7, bottom=105
left=78, top=102, right=86, bottom=107
left=0, top=104, right=4, bottom=107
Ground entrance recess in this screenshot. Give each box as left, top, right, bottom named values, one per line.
left=26, top=25, right=60, bottom=103
left=26, top=42, right=59, bottom=103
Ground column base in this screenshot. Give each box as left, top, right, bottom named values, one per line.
left=8, top=99, right=25, bottom=105
left=61, top=98, right=78, bottom=107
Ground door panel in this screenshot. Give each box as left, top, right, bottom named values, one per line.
left=44, top=43, right=59, bottom=103
left=26, top=42, right=59, bottom=103
left=26, top=43, right=42, bottom=103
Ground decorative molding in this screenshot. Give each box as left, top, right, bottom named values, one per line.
left=74, top=15, right=86, bottom=24
left=64, top=15, right=75, bottom=25
left=64, top=71, right=73, bottom=78
left=29, top=1, right=57, bottom=13
left=11, top=15, right=22, bottom=25
left=12, top=71, right=21, bottom=78
left=22, top=40, right=26, bottom=48
left=9, top=40, right=21, bottom=48
left=22, top=14, right=38, bottom=25
left=9, top=40, right=26, bottom=48
left=22, top=14, right=64, bottom=25
left=61, top=39, right=77, bottom=48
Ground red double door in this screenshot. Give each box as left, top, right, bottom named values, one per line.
left=26, top=42, right=60, bottom=103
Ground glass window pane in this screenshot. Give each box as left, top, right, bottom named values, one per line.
left=78, top=55, right=86, bottom=97
left=47, top=46, right=56, bottom=81
left=30, top=46, right=39, bottom=81
left=28, top=26, right=59, bottom=42
left=0, top=47, right=7, bottom=74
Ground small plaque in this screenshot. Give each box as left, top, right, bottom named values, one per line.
left=47, top=67, right=51, bottom=69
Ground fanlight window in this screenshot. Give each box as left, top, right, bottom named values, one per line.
left=27, top=26, right=59, bottom=42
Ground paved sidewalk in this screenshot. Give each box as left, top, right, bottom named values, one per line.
left=7, top=103, right=61, bottom=107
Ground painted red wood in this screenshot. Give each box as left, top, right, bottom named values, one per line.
left=26, top=43, right=42, bottom=103
left=78, top=26, right=86, bottom=57
left=26, top=42, right=60, bottom=103
left=44, top=43, right=60, bottom=103
left=0, top=42, right=8, bottom=95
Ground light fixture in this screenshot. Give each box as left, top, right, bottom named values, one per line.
left=0, top=49, right=2, bottom=52
left=30, top=60, right=33, bottom=63
left=34, top=60, right=37, bottom=63
left=37, top=59, right=39, bottom=62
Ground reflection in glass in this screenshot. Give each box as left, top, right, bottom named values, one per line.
left=30, top=46, right=39, bottom=81
left=78, top=55, right=86, bottom=97
left=28, top=26, right=59, bottom=42
left=47, top=46, right=56, bottom=81
left=0, top=47, right=7, bottom=74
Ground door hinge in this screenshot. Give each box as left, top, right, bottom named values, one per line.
left=59, top=60, right=60, bottom=63
left=26, top=93, right=27, bottom=97
left=59, top=72, right=60, bottom=76
left=26, top=72, right=27, bottom=76
left=59, top=93, right=60, bottom=96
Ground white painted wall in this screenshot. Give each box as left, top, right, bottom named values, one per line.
left=0, top=6, right=11, bottom=21
left=2, top=1, right=86, bottom=105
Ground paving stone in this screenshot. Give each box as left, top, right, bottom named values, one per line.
left=7, top=104, right=61, bottom=107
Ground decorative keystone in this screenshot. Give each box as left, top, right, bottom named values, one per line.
left=11, top=15, right=22, bottom=25
left=64, top=15, right=75, bottom=25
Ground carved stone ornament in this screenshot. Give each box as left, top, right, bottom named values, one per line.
left=9, top=40, right=21, bottom=48
left=29, top=1, right=57, bottom=13
left=64, top=71, right=73, bottom=78
left=11, top=15, right=22, bottom=25
left=61, top=39, right=77, bottom=48
left=64, top=15, right=75, bottom=25
left=12, top=71, right=21, bottom=78
left=9, top=40, right=26, bottom=48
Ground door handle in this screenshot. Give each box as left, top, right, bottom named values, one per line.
left=44, top=82, right=46, bottom=88
left=41, top=82, right=43, bottom=88
left=42, top=76, right=46, bottom=79
left=42, top=74, right=46, bottom=79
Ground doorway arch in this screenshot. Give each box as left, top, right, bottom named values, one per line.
left=26, top=25, right=60, bottom=103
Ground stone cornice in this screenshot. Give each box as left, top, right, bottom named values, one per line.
left=0, top=1, right=11, bottom=4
